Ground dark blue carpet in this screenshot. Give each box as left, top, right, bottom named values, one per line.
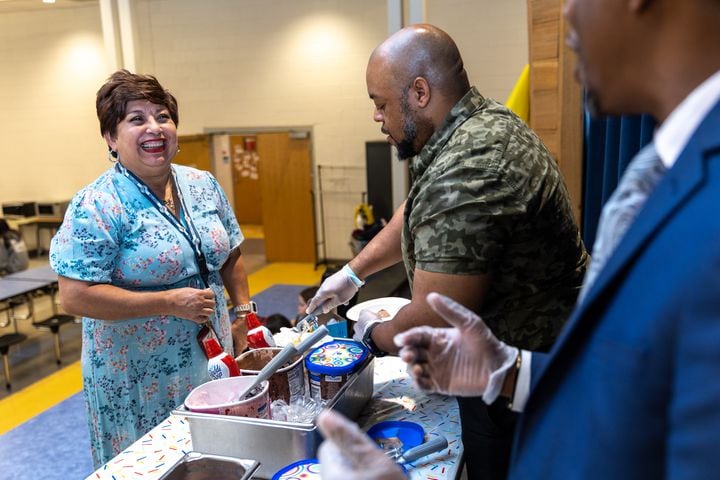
left=0, top=391, right=92, bottom=479
left=251, top=284, right=311, bottom=322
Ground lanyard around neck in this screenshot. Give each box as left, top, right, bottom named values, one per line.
left=114, top=162, right=211, bottom=287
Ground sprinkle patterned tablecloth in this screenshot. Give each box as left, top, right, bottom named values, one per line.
left=86, top=356, right=463, bottom=480
left=86, top=415, right=191, bottom=480
left=359, top=356, right=463, bottom=480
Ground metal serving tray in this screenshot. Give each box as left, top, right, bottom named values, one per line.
left=159, top=452, right=259, bottom=480
left=174, top=355, right=374, bottom=479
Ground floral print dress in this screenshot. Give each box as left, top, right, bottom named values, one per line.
left=50, top=164, right=242, bottom=468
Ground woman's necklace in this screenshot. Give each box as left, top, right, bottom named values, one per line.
left=163, top=177, right=177, bottom=213
left=163, top=196, right=175, bottom=211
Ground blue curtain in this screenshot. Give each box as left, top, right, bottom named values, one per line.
left=581, top=111, right=656, bottom=251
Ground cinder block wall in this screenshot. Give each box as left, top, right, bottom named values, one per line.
left=0, top=0, right=528, bottom=259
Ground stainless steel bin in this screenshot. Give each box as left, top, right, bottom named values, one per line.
left=174, top=356, right=374, bottom=478
left=159, top=452, right=259, bottom=480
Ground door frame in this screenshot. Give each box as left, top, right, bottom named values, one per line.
left=205, top=126, right=319, bottom=263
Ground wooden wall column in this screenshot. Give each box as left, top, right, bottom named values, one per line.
left=527, top=0, right=583, bottom=224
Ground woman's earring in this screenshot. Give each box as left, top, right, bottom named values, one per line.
left=108, top=149, right=118, bottom=163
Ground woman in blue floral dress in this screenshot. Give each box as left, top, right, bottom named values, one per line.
left=50, top=70, right=254, bottom=468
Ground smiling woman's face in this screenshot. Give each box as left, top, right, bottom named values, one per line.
left=105, top=99, right=178, bottom=179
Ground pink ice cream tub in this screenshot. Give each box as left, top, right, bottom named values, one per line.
left=184, top=376, right=270, bottom=419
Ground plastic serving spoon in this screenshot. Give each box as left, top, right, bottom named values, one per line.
left=392, top=435, right=449, bottom=465
left=236, top=325, right=329, bottom=401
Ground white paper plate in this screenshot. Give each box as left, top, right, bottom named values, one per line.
left=346, top=297, right=411, bottom=321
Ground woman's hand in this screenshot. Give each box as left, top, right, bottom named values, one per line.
left=231, top=315, right=249, bottom=355
left=167, top=287, right=216, bottom=324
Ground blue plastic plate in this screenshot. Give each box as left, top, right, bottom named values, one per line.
left=366, top=420, right=425, bottom=453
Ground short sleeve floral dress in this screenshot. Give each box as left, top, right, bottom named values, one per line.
left=50, top=163, right=242, bottom=468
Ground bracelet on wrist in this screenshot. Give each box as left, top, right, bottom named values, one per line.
left=233, top=301, right=257, bottom=317
left=342, top=264, right=365, bottom=288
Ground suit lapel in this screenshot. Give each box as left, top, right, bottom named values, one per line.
left=529, top=100, right=720, bottom=395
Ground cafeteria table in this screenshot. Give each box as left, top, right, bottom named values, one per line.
left=2, top=266, right=61, bottom=316
left=0, top=278, right=51, bottom=387
left=3, top=265, right=58, bottom=283
left=0, top=278, right=49, bottom=305
left=86, top=356, right=465, bottom=480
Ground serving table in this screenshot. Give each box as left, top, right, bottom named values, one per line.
left=86, top=356, right=464, bottom=479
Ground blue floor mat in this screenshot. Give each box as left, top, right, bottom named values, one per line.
left=0, top=392, right=93, bottom=480
left=251, top=283, right=311, bottom=321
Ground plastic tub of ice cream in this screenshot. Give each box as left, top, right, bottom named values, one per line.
left=184, top=376, right=270, bottom=419
left=305, top=339, right=368, bottom=402
left=235, top=347, right=305, bottom=403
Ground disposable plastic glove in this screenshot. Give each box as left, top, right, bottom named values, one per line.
left=317, top=410, right=407, bottom=480
left=352, top=308, right=382, bottom=343
left=394, top=292, right=518, bottom=404
left=306, top=265, right=361, bottom=314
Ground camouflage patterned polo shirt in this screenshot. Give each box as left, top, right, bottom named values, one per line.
left=402, top=87, right=589, bottom=351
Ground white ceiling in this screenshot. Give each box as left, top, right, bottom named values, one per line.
left=0, top=0, right=97, bottom=14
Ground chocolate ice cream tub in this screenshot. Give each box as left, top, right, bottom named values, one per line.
left=236, top=347, right=305, bottom=403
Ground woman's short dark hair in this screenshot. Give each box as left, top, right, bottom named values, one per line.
left=96, top=69, right=179, bottom=139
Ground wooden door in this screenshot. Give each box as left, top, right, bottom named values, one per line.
left=231, top=135, right=263, bottom=224
left=174, top=134, right=212, bottom=171
left=257, top=132, right=316, bottom=263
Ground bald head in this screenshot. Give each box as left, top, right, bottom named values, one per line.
left=366, top=24, right=472, bottom=158
left=370, top=24, right=470, bottom=104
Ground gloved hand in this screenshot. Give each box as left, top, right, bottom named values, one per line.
left=306, top=265, right=362, bottom=315
left=352, top=309, right=381, bottom=343
left=394, top=292, right=518, bottom=404
left=317, top=410, right=406, bottom=480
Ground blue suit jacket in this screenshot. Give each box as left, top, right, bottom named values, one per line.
left=509, top=100, right=720, bottom=479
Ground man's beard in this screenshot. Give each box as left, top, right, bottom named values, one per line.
left=395, top=91, right=433, bottom=160
left=395, top=123, right=417, bottom=160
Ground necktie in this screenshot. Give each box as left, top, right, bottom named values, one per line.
left=579, top=142, right=667, bottom=303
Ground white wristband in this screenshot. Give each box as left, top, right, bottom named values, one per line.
left=342, top=264, right=365, bottom=288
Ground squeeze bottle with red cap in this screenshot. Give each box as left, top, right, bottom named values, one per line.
left=245, top=312, right=276, bottom=349
left=205, top=337, right=241, bottom=379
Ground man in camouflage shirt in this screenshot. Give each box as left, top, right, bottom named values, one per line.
left=405, top=86, right=587, bottom=352
left=307, top=24, right=588, bottom=479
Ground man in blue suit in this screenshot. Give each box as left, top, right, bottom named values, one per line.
left=316, top=0, right=720, bottom=478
